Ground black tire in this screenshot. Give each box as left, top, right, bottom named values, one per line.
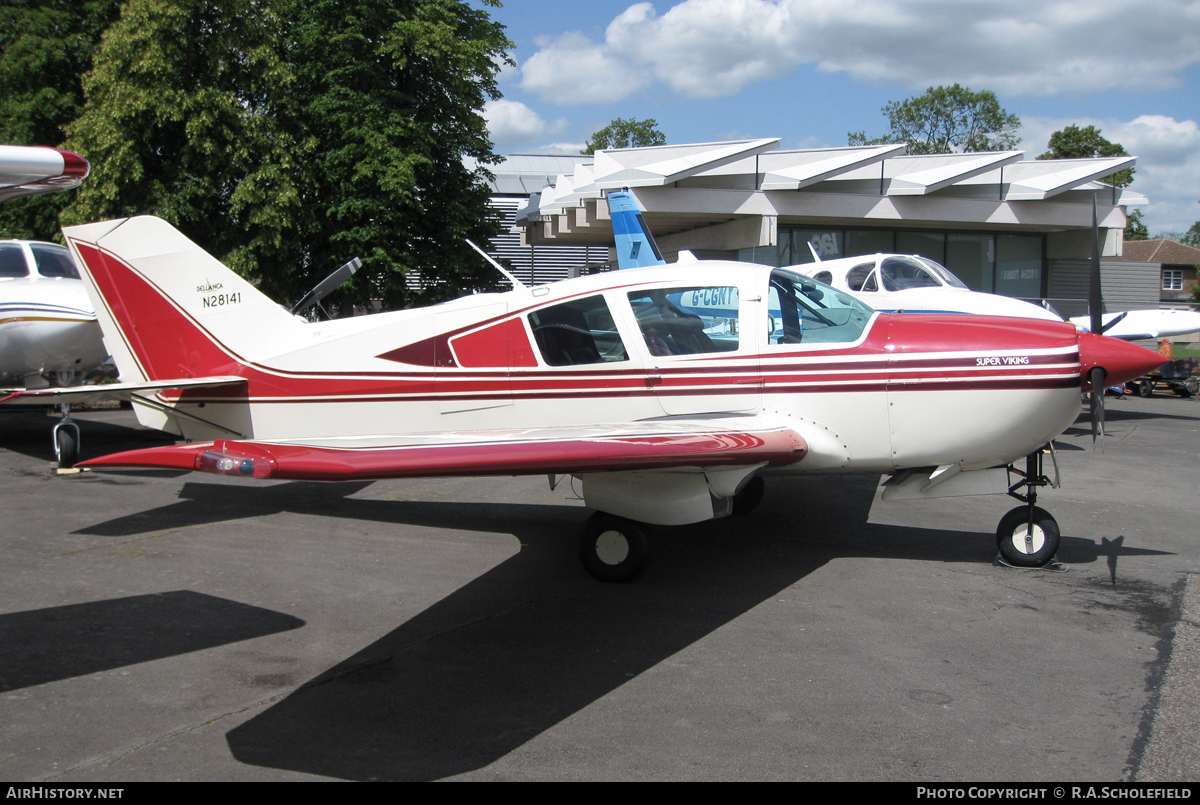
left=55, top=427, right=78, bottom=469
left=732, top=475, right=765, bottom=516
left=579, top=513, right=649, bottom=582
left=1137, top=380, right=1154, bottom=398
left=996, top=506, right=1059, bottom=567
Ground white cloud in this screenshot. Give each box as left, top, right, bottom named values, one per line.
left=1020, top=115, right=1200, bottom=234
left=520, top=0, right=1200, bottom=103
left=484, top=100, right=552, bottom=147
left=520, top=31, right=650, bottom=104
left=535, top=142, right=589, bottom=155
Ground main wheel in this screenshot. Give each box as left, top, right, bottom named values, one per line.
left=732, top=476, right=765, bottom=516
left=55, top=427, right=78, bottom=469
left=996, top=506, right=1059, bottom=567
left=579, top=513, right=649, bottom=582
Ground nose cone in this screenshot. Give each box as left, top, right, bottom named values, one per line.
left=1078, top=332, right=1166, bottom=389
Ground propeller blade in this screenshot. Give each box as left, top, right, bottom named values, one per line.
left=1089, top=365, right=1107, bottom=452
left=1089, top=196, right=1103, bottom=337
left=1100, top=310, right=1129, bottom=334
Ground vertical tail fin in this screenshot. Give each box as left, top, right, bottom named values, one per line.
left=608, top=190, right=667, bottom=269
left=63, top=216, right=303, bottom=384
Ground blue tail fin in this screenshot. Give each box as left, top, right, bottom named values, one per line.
left=608, top=190, right=666, bottom=269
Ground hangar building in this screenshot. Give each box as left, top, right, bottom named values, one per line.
left=488, top=139, right=1151, bottom=318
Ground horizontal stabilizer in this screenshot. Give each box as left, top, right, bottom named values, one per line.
left=78, top=420, right=808, bottom=481
left=0, top=376, right=246, bottom=406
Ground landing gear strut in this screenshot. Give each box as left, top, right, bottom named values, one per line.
left=52, top=403, right=80, bottom=469
left=997, top=448, right=1060, bottom=567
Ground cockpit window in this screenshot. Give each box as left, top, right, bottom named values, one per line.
left=768, top=269, right=873, bottom=345
left=880, top=256, right=941, bottom=291
left=30, top=243, right=80, bottom=279
left=528, top=295, right=628, bottom=366
left=846, top=262, right=876, bottom=292
left=813, top=270, right=833, bottom=285
left=627, top=286, right=740, bottom=356
left=0, top=243, right=28, bottom=278
left=915, top=256, right=968, bottom=289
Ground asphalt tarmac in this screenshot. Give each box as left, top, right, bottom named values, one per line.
left=1, top=396, right=1197, bottom=782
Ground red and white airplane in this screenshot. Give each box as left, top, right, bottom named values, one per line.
left=54, top=215, right=1163, bottom=580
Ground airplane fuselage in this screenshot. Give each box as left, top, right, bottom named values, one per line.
left=0, top=240, right=107, bottom=385
left=73, top=229, right=1085, bottom=475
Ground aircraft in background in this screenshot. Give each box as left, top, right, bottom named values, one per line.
left=786, top=250, right=1200, bottom=343
left=54, top=213, right=1162, bottom=580
left=611, top=188, right=1199, bottom=344
left=0, top=145, right=89, bottom=202
left=0, top=145, right=107, bottom=466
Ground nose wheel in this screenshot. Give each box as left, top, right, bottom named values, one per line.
left=999, top=448, right=1061, bottom=568
left=997, top=505, right=1060, bottom=567
left=52, top=404, right=80, bottom=469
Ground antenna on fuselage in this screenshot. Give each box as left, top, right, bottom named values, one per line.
left=292, top=256, right=361, bottom=319
left=807, top=241, right=822, bottom=262
left=466, top=239, right=526, bottom=289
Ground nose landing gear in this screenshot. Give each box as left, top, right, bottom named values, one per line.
left=998, top=448, right=1061, bottom=568
left=52, top=403, right=80, bottom=469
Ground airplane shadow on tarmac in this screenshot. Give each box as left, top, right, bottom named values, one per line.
left=67, top=472, right=1172, bottom=781
left=0, top=591, right=304, bottom=692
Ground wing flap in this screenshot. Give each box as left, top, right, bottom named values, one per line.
left=77, top=419, right=809, bottom=480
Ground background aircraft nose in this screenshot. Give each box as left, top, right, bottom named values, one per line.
left=1078, top=332, right=1166, bottom=389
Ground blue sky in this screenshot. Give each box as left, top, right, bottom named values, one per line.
left=481, top=0, right=1200, bottom=235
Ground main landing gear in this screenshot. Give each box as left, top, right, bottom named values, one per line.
left=577, top=475, right=767, bottom=582
left=997, top=448, right=1060, bottom=568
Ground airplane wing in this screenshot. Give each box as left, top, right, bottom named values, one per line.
left=0, top=145, right=90, bottom=202
left=0, top=376, right=246, bottom=406
left=1069, top=310, right=1200, bottom=342
left=76, top=417, right=809, bottom=481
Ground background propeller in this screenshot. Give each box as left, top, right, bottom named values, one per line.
left=1088, top=196, right=1106, bottom=449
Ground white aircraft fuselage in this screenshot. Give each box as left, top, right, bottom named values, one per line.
left=791, top=252, right=1200, bottom=342
left=58, top=216, right=1165, bottom=577
left=0, top=240, right=107, bottom=385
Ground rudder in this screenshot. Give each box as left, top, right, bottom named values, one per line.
left=64, top=216, right=302, bottom=384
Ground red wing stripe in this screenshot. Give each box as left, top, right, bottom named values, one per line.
left=78, top=429, right=809, bottom=480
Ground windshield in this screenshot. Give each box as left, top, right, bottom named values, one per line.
left=30, top=243, right=80, bottom=279
left=768, top=268, right=873, bottom=345
left=914, top=256, right=968, bottom=289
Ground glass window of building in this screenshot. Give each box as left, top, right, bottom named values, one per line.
left=946, top=234, right=994, bottom=292
left=845, top=229, right=894, bottom=257
left=995, top=234, right=1043, bottom=299
left=896, top=231, right=946, bottom=264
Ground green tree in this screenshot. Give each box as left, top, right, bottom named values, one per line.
left=62, top=0, right=299, bottom=269
left=1037, top=125, right=1134, bottom=188
left=1125, top=208, right=1148, bottom=241
left=582, top=118, right=666, bottom=155
left=0, top=0, right=121, bottom=241
left=1181, top=220, right=1200, bottom=248
left=848, top=84, right=1020, bottom=154
left=59, top=0, right=512, bottom=311
left=276, top=0, right=513, bottom=309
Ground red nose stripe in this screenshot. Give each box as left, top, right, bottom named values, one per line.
left=1078, top=332, right=1167, bottom=388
